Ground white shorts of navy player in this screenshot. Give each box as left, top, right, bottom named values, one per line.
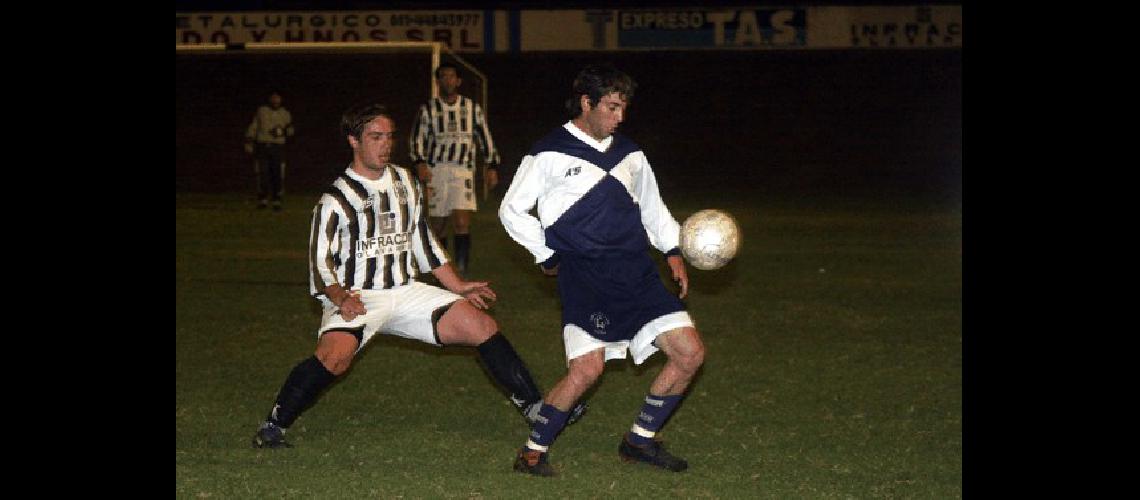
left=503, top=248, right=705, bottom=476
left=534, top=258, right=705, bottom=452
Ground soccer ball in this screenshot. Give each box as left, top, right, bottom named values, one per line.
left=680, top=209, right=741, bottom=270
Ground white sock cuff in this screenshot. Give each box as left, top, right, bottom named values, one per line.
left=630, top=424, right=656, bottom=438
left=525, top=440, right=549, bottom=452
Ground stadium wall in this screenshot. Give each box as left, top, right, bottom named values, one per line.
left=176, top=5, right=961, bottom=199
left=176, top=48, right=960, bottom=197
left=176, top=6, right=962, bottom=51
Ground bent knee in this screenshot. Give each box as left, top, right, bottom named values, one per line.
left=475, top=310, right=498, bottom=336
left=315, top=352, right=353, bottom=376
left=458, top=301, right=499, bottom=339
left=674, top=329, right=706, bottom=371
left=466, top=315, right=498, bottom=345
left=315, top=331, right=360, bottom=375
left=567, top=358, right=604, bottom=388
left=686, top=342, right=706, bottom=370
left=439, top=302, right=498, bottom=345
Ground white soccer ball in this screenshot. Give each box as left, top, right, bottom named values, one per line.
left=680, top=209, right=742, bottom=270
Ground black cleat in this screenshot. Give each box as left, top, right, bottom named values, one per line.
left=251, top=423, right=292, bottom=449
left=513, top=448, right=556, bottom=477
left=522, top=399, right=589, bottom=427
left=618, top=435, right=688, bottom=472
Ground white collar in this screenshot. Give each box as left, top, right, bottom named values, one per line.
left=564, top=121, right=612, bottom=153
left=345, top=164, right=390, bottom=185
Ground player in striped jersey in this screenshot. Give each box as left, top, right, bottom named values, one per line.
left=500, top=65, right=707, bottom=476
left=252, top=102, right=582, bottom=449
left=409, top=63, right=501, bottom=274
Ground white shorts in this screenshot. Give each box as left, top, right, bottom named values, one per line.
left=427, top=164, right=476, bottom=217
left=562, top=311, right=694, bottom=366
left=317, top=282, right=462, bottom=352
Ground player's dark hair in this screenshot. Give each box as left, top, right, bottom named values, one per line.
left=435, top=63, right=461, bottom=80
left=565, top=64, right=637, bottom=119
left=341, top=102, right=392, bottom=139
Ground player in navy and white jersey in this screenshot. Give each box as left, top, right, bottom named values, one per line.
left=409, top=63, right=501, bottom=273
left=251, top=102, right=581, bottom=449
left=500, top=65, right=707, bottom=476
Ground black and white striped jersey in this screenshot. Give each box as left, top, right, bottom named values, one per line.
left=309, top=165, right=449, bottom=300
left=409, top=96, right=500, bottom=169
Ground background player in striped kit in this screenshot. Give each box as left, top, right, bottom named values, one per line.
left=409, top=63, right=501, bottom=273
left=244, top=90, right=294, bottom=211
left=499, top=65, right=707, bottom=476
left=252, top=102, right=581, bottom=449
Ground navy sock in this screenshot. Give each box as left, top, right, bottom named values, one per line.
left=476, top=333, right=543, bottom=410
left=266, top=356, right=337, bottom=429
left=627, top=393, right=684, bottom=447
left=454, top=233, right=470, bottom=271
left=525, top=404, right=571, bottom=453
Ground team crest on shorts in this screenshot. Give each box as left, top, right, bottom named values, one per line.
left=590, top=312, right=610, bottom=336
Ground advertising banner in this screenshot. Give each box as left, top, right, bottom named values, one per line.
left=176, top=6, right=961, bottom=52
left=176, top=11, right=487, bottom=51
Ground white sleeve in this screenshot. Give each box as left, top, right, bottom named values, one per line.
left=409, top=104, right=431, bottom=164
left=498, top=154, right=556, bottom=264
left=309, top=196, right=343, bottom=298
left=473, top=103, right=500, bottom=167
left=634, top=155, right=681, bottom=254
left=410, top=177, right=449, bottom=271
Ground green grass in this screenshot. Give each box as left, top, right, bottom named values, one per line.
left=176, top=191, right=961, bottom=498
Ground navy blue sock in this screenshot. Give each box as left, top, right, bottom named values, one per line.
left=524, top=404, right=571, bottom=453
left=476, top=332, right=543, bottom=411
left=627, top=394, right=684, bottom=447
left=266, top=356, right=337, bottom=429
left=454, top=233, right=470, bottom=271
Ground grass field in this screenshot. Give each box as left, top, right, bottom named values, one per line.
left=176, top=190, right=961, bottom=498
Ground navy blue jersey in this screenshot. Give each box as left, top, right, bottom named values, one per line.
left=500, top=122, right=685, bottom=341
